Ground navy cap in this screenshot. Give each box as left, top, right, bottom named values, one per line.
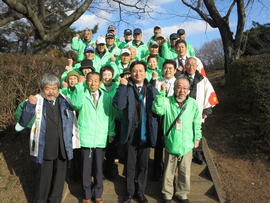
left=177, top=29, right=185, bottom=35
left=170, top=33, right=179, bottom=40
left=133, top=28, right=142, bottom=34
left=84, top=45, right=95, bottom=53
left=108, top=25, right=116, bottom=31
left=106, top=33, right=115, bottom=38
left=124, top=29, right=132, bottom=35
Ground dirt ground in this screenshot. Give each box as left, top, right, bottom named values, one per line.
left=0, top=70, right=270, bottom=203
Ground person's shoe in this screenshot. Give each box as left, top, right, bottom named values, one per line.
left=122, top=195, right=133, bottom=203
left=163, top=199, right=171, bottom=203
left=179, top=199, right=190, bottom=203
left=82, top=199, right=91, bottom=203
left=136, top=194, right=148, bottom=203
left=193, top=157, right=206, bottom=165
left=95, top=197, right=104, bottom=203
left=151, top=172, right=162, bottom=181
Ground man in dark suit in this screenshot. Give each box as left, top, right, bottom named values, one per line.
left=14, top=75, right=75, bottom=203
left=113, top=61, right=158, bottom=203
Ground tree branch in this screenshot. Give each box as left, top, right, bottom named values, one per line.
left=113, top=0, right=145, bottom=11
left=182, top=0, right=217, bottom=28
left=224, top=0, right=236, bottom=21
left=0, top=7, right=23, bottom=27
left=38, top=0, right=45, bottom=23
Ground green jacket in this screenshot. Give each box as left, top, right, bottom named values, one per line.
left=146, top=68, right=163, bottom=82
left=100, top=82, right=122, bottom=121
left=118, top=40, right=133, bottom=49
left=152, top=91, right=202, bottom=157
left=71, top=37, right=95, bottom=62
left=94, top=50, right=113, bottom=72
left=162, top=43, right=178, bottom=60
left=71, top=83, right=115, bottom=148
left=59, top=87, right=74, bottom=99
left=132, top=40, right=148, bottom=60
left=186, top=40, right=196, bottom=57
left=110, top=61, right=131, bottom=79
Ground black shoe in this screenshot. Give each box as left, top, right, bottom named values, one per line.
left=179, top=199, right=190, bottom=203
left=136, top=194, right=148, bottom=203
left=122, top=195, right=133, bottom=203
left=151, top=172, right=162, bottom=181
left=193, top=157, right=206, bottom=165
left=163, top=199, right=171, bottom=203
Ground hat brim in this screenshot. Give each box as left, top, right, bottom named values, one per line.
left=120, top=72, right=131, bottom=77
left=79, top=66, right=95, bottom=72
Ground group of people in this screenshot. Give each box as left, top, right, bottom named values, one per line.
left=14, top=24, right=219, bottom=203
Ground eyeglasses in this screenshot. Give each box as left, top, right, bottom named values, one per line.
left=176, top=86, right=189, bottom=91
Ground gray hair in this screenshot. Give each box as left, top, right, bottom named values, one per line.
left=174, top=77, right=190, bottom=88
left=185, top=57, right=198, bottom=66
left=84, top=28, right=92, bottom=34
left=40, top=75, right=60, bottom=90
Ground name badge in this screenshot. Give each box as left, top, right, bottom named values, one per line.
left=176, top=119, right=181, bottom=130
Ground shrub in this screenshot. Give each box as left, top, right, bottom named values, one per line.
left=0, top=54, right=67, bottom=130
left=226, top=53, right=270, bottom=133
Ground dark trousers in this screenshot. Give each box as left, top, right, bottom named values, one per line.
left=81, top=148, right=105, bottom=200
left=193, top=139, right=204, bottom=159
left=125, top=139, right=150, bottom=196
left=153, top=130, right=164, bottom=174
left=105, top=120, right=121, bottom=172
left=33, top=157, right=67, bottom=203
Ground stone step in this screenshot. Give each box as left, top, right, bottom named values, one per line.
left=62, top=139, right=225, bottom=203
left=63, top=192, right=219, bottom=203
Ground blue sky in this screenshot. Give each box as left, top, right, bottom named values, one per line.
left=69, top=0, right=270, bottom=50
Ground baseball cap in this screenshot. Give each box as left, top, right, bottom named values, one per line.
left=170, top=33, right=179, bottom=40
left=106, top=33, right=115, bottom=39
left=155, top=34, right=165, bottom=40
left=84, top=45, right=95, bottom=53
left=154, top=25, right=161, bottom=30
left=108, top=25, right=116, bottom=31
left=96, top=36, right=106, bottom=45
left=124, top=29, right=132, bottom=35
left=149, top=41, right=159, bottom=47
left=177, top=29, right=185, bottom=35
left=120, top=49, right=131, bottom=55
left=133, top=28, right=142, bottom=34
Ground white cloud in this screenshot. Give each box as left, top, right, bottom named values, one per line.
left=152, top=0, right=175, bottom=5
left=70, top=10, right=112, bottom=30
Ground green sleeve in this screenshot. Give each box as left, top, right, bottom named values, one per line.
left=193, top=101, right=202, bottom=140
left=152, top=90, right=167, bottom=116
left=59, top=88, right=68, bottom=96
left=14, top=101, right=36, bottom=130
left=70, top=83, right=85, bottom=111
left=162, top=43, right=172, bottom=60
left=187, top=41, right=196, bottom=56
left=71, top=37, right=80, bottom=51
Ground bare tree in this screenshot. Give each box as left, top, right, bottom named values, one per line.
left=196, top=38, right=224, bottom=72
left=1, top=0, right=93, bottom=54
left=178, top=0, right=254, bottom=74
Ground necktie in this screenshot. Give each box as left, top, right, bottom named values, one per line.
left=138, top=86, right=142, bottom=93
left=189, top=76, right=193, bottom=83
left=165, top=81, right=170, bottom=97
left=92, top=93, right=97, bottom=108
left=49, top=100, right=54, bottom=107
left=181, top=58, right=185, bottom=70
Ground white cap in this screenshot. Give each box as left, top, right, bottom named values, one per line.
left=120, top=49, right=131, bottom=55
left=96, top=36, right=106, bottom=45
